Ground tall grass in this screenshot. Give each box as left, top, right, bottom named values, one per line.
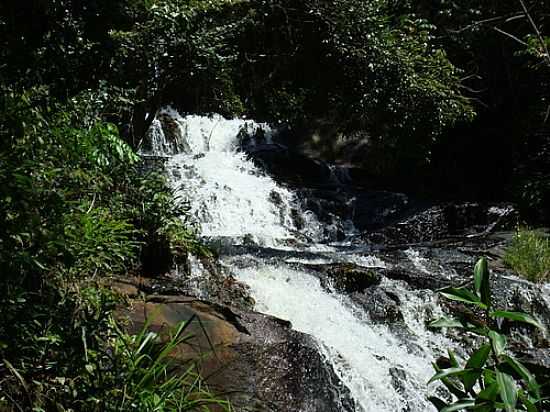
left=107, top=317, right=231, bottom=411
left=504, top=228, right=550, bottom=282
left=0, top=315, right=231, bottom=411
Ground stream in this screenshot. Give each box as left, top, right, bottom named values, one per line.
left=142, top=109, right=546, bottom=412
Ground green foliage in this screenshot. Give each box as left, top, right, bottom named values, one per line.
left=0, top=285, right=228, bottom=411
left=101, top=319, right=229, bottom=411
left=1, top=0, right=477, bottom=166
left=504, top=228, right=550, bottom=282
left=63, top=208, right=140, bottom=276
left=233, top=0, right=474, bottom=166
left=0, top=88, right=138, bottom=281
left=109, top=0, right=246, bottom=124
left=0, top=283, right=119, bottom=410
left=0, top=85, right=218, bottom=409
left=429, top=258, right=548, bottom=411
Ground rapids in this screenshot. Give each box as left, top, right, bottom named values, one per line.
left=144, top=108, right=461, bottom=412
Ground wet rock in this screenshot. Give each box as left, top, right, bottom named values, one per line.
left=120, top=295, right=355, bottom=412
left=307, top=263, right=381, bottom=293
left=389, top=367, right=408, bottom=396
left=269, top=190, right=284, bottom=206
left=351, top=287, right=403, bottom=323
left=299, top=262, right=403, bottom=323
left=113, top=254, right=255, bottom=311
left=365, top=202, right=518, bottom=245
left=247, top=144, right=332, bottom=186
left=352, top=191, right=411, bottom=231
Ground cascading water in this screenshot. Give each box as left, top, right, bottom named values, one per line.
left=145, top=107, right=322, bottom=245
left=146, top=108, right=456, bottom=411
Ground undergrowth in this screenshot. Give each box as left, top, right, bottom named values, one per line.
left=429, top=258, right=548, bottom=411
left=0, top=88, right=224, bottom=410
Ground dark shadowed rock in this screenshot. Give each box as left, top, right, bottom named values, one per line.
left=351, top=288, right=403, bottom=323
left=365, top=203, right=518, bottom=245
left=247, top=144, right=332, bottom=186
left=305, top=263, right=381, bottom=293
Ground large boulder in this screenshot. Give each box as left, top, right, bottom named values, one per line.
left=114, top=279, right=355, bottom=412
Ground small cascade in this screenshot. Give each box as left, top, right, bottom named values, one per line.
left=148, top=108, right=324, bottom=246
left=146, top=108, right=459, bottom=412
left=235, top=261, right=452, bottom=412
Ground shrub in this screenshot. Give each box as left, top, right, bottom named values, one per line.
left=504, top=228, right=550, bottom=282
left=234, top=0, right=475, bottom=164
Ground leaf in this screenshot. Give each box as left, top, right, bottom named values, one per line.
left=441, top=400, right=476, bottom=412
left=432, top=363, right=469, bottom=399
left=442, top=377, right=469, bottom=399
left=518, top=390, right=539, bottom=412
left=430, top=317, right=464, bottom=329
left=488, top=330, right=507, bottom=356
left=490, top=311, right=545, bottom=330
left=496, top=370, right=518, bottom=412
left=466, top=344, right=491, bottom=369
left=473, top=401, right=495, bottom=412
left=501, top=355, right=540, bottom=400
left=483, top=369, right=496, bottom=386
left=429, top=367, right=471, bottom=384
left=440, top=287, right=487, bottom=309
left=474, top=257, right=491, bottom=307
left=448, top=349, right=460, bottom=368
left=462, top=344, right=491, bottom=391
left=462, top=369, right=482, bottom=393
left=477, top=382, right=499, bottom=402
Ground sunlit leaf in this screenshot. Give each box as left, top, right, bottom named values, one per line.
left=491, top=311, right=545, bottom=330
left=501, top=355, right=540, bottom=400
left=488, top=331, right=507, bottom=356
left=429, top=367, right=471, bottom=384
left=496, top=370, right=518, bottom=412
left=440, top=287, right=486, bottom=309
left=473, top=257, right=491, bottom=307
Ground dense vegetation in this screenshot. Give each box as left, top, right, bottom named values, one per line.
left=0, top=88, right=220, bottom=408
left=406, top=0, right=550, bottom=218
left=0, top=0, right=548, bottom=410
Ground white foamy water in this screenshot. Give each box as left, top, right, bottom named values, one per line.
left=148, top=109, right=453, bottom=411
left=146, top=108, right=322, bottom=246
left=237, top=263, right=450, bottom=412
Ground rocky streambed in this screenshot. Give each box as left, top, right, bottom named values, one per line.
left=127, top=110, right=549, bottom=411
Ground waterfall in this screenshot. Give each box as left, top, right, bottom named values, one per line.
left=145, top=107, right=322, bottom=246
left=148, top=109, right=454, bottom=412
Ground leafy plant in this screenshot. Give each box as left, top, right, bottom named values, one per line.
left=428, top=257, right=548, bottom=412
left=504, top=228, right=550, bottom=282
